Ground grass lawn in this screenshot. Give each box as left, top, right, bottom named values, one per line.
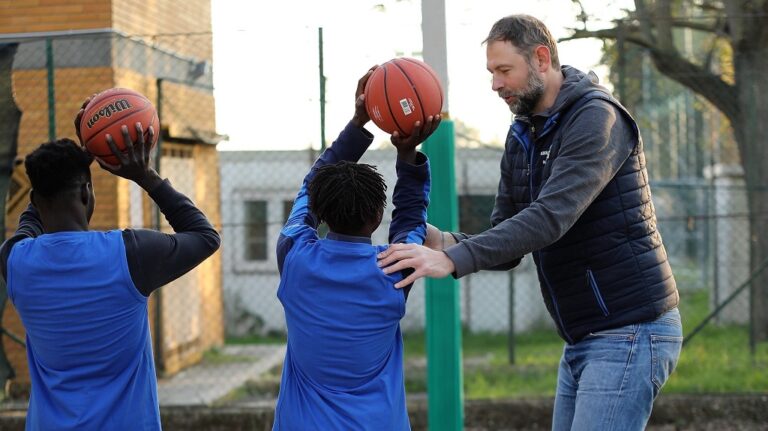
left=224, top=289, right=767, bottom=400
left=401, top=289, right=768, bottom=398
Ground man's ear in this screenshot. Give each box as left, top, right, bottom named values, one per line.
left=533, top=45, right=551, bottom=72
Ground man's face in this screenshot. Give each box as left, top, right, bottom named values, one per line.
left=486, top=40, right=545, bottom=116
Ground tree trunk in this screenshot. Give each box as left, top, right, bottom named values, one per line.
left=734, top=47, right=768, bottom=343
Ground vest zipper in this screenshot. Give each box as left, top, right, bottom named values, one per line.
left=527, top=126, right=572, bottom=343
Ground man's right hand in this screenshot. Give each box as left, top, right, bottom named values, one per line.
left=377, top=243, right=456, bottom=288
left=97, top=122, right=163, bottom=192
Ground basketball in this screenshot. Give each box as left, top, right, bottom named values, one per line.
left=79, top=88, right=159, bottom=165
left=364, top=58, right=443, bottom=136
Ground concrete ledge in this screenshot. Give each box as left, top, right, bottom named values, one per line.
left=0, top=394, right=765, bottom=430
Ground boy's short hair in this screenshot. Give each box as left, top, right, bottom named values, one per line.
left=25, top=138, right=93, bottom=198
left=308, top=161, right=387, bottom=234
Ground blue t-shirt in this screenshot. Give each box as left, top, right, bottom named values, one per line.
left=272, top=122, right=430, bottom=430
left=7, top=230, right=160, bottom=430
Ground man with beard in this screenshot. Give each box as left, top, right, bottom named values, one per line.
left=377, top=14, right=682, bottom=430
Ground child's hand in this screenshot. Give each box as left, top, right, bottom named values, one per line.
left=95, top=122, right=163, bottom=192
left=390, top=115, right=441, bottom=163
left=351, top=65, right=378, bottom=128
left=73, top=94, right=97, bottom=146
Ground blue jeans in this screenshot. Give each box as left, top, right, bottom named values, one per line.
left=552, top=308, right=683, bottom=431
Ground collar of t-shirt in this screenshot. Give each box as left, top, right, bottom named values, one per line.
left=326, top=231, right=372, bottom=244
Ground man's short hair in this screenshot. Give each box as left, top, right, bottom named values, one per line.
left=25, top=138, right=94, bottom=198
left=484, top=14, right=561, bottom=68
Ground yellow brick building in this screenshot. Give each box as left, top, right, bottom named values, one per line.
left=0, top=0, right=223, bottom=392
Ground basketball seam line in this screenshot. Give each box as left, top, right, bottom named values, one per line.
left=400, top=58, right=443, bottom=114
left=382, top=64, right=408, bottom=136
left=390, top=60, right=427, bottom=131
left=82, top=100, right=152, bottom=141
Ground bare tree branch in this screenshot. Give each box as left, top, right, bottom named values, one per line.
left=648, top=50, right=739, bottom=121
left=571, top=0, right=589, bottom=30
left=668, top=18, right=722, bottom=33
left=560, top=28, right=739, bottom=122
left=560, top=27, right=653, bottom=49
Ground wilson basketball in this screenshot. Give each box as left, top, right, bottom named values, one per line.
left=364, top=58, right=443, bottom=136
left=79, top=88, right=159, bottom=165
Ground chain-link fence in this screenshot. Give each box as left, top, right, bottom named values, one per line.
left=0, top=28, right=765, bottom=409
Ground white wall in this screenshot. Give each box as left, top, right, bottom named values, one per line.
left=219, top=147, right=552, bottom=336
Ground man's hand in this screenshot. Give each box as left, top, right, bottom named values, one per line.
left=377, top=243, right=455, bottom=288
left=390, top=115, right=441, bottom=164
left=351, top=65, right=378, bottom=128
left=97, top=122, right=163, bottom=192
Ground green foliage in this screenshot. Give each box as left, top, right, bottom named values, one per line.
left=400, top=289, right=767, bottom=398
left=668, top=289, right=768, bottom=393
left=226, top=333, right=286, bottom=345
left=223, top=289, right=767, bottom=400
left=202, top=347, right=258, bottom=365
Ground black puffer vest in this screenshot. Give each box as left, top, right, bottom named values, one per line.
left=505, top=90, right=679, bottom=343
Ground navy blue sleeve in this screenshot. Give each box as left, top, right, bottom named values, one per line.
left=0, top=204, right=45, bottom=282
left=388, top=151, right=431, bottom=299
left=122, top=179, right=221, bottom=296
left=276, top=121, right=374, bottom=273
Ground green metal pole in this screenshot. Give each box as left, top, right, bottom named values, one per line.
left=507, top=272, right=515, bottom=364
left=422, top=118, right=463, bottom=430
left=45, top=38, right=56, bottom=140
left=318, top=27, right=326, bottom=152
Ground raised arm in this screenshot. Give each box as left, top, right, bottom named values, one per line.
left=122, top=180, right=221, bottom=296
left=276, top=67, right=377, bottom=273
left=386, top=117, right=440, bottom=296
left=388, top=116, right=440, bottom=245
left=95, top=124, right=220, bottom=296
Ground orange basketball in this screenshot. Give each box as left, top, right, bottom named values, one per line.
left=79, top=88, right=159, bottom=165
left=364, top=58, right=444, bottom=136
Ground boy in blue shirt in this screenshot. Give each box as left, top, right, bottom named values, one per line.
left=272, top=67, right=440, bottom=430
left=0, top=114, right=220, bottom=430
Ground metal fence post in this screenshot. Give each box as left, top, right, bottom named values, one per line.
left=45, top=38, right=55, bottom=141
left=423, top=119, right=463, bottom=430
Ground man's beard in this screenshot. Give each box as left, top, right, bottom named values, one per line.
left=499, top=63, right=545, bottom=116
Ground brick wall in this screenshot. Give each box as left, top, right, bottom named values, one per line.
left=1, top=0, right=222, bottom=389
left=0, top=0, right=112, bottom=34
left=113, top=0, right=212, bottom=60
